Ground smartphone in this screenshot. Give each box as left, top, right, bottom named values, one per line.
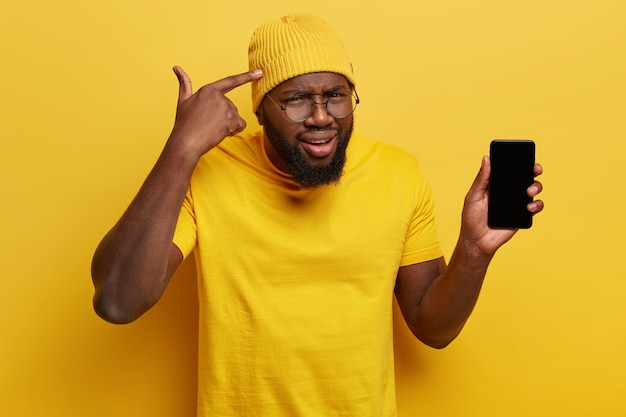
left=488, top=140, right=535, bottom=229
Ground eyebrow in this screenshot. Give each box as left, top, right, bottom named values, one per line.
left=279, top=85, right=350, bottom=97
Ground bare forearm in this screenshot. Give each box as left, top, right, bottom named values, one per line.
left=91, top=67, right=263, bottom=323
left=414, top=240, right=492, bottom=348
left=91, top=139, right=198, bottom=323
left=403, top=157, right=544, bottom=348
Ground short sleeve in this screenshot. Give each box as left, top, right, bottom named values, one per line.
left=172, top=188, right=198, bottom=260
left=399, top=163, right=444, bottom=266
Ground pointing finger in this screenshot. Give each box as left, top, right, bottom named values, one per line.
left=212, top=69, right=263, bottom=94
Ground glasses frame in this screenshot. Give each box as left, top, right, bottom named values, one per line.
left=265, top=88, right=360, bottom=123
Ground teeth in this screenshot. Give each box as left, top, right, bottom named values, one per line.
left=304, top=138, right=331, bottom=144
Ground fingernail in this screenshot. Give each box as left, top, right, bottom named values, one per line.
left=251, top=69, right=263, bottom=77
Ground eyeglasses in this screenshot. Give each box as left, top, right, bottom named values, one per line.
left=266, top=89, right=360, bottom=122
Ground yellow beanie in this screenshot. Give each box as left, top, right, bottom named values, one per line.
left=248, top=13, right=356, bottom=112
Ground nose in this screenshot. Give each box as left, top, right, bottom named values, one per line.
left=305, top=101, right=334, bottom=127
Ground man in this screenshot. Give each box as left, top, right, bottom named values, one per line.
left=91, top=13, right=544, bottom=416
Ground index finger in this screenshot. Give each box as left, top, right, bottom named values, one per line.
left=212, top=69, right=263, bottom=94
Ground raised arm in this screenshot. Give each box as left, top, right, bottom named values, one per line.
left=91, top=67, right=263, bottom=324
left=395, top=156, right=544, bottom=348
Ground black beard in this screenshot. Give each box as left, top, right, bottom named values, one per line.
left=263, top=119, right=353, bottom=189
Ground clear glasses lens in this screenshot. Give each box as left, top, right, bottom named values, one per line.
left=285, top=93, right=358, bottom=122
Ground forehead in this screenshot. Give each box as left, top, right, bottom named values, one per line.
left=273, top=72, right=351, bottom=93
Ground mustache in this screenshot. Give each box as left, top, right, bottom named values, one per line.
left=295, top=127, right=341, bottom=138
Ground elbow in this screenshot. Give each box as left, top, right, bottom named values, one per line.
left=92, top=291, right=143, bottom=325
left=91, top=264, right=153, bottom=324
left=409, top=325, right=461, bottom=350
left=420, top=336, right=455, bottom=350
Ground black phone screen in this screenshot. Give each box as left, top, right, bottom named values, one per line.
left=488, top=140, right=535, bottom=229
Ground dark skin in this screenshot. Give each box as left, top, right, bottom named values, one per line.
left=92, top=67, right=544, bottom=349
left=395, top=156, right=543, bottom=348
left=91, top=67, right=262, bottom=323
left=256, top=72, right=352, bottom=173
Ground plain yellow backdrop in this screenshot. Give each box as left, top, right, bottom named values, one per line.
left=1, top=0, right=625, bottom=416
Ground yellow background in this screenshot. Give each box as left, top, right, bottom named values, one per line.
left=1, top=0, right=625, bottom=416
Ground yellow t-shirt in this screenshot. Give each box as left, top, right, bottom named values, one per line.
left=174, top=131, right=443, bottom=417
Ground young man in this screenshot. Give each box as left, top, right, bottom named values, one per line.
left=91, top=13, right=544, bottom=416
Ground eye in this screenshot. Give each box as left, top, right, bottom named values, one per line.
left=285, top=95, right=312, bottom=109
left=330, top=91, right=350, bottom=98
left=286, top=95, right=309, bottom=103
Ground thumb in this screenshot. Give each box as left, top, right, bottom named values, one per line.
left=173, top=66, right=193, bottom=104
left=470, top=155, right=491, bottom=194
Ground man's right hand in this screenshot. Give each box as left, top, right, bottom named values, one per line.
left=169, top=66, right=263, bottom=158
left=91, top=67, right=262, bottom=324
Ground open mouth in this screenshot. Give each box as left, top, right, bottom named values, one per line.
left=298, top=134, right=337, bottom=158
left=302, top=137, right=333, bottom=145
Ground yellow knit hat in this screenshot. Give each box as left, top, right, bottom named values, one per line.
left=248, top=13, right=356, bottom=112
